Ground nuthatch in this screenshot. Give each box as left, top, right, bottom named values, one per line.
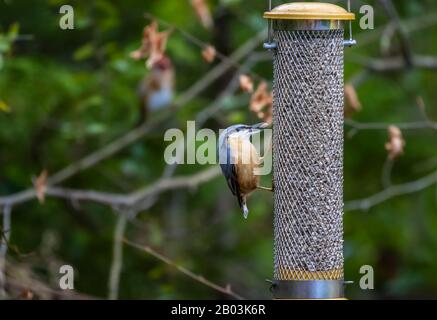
left=218, top=123, right=272, bottom=219
left=137, top=55, right=174, bottom=124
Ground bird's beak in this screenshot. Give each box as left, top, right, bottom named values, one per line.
left=248, top=122, right=269, bottom=135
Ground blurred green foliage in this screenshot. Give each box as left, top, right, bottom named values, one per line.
left=0, top=0, right=437, bottom=299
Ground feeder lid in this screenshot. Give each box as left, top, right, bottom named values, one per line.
left=264, top=2, right=355, bottom=21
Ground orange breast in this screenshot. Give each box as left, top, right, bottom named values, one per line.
left=229, top=137, right=260, bottom=194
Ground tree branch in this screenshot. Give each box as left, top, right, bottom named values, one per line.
left=345, top=169, right=437, bottom=211
left=0, top=166, right=221, bottom=210
left=0, top=205, right=12, bottom=298
left=0, top=24, right=265, bottom=206
left=144, top=12, right=266, bottom=82
left=108, top=211, right=130, bottom=300
left=357, top=12, right=437, bottom=47
left=345, top=118, right=437, bottom=134
left=379, top=0, right=414, bottom=66
left=349, top=54, right=437, bottom=72
left=123, top=238, right=245, bottom=300
left=173, top=28, right=267, bottom=109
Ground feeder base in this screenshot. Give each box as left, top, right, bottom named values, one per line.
left=271, top=280, right=344, bottom=299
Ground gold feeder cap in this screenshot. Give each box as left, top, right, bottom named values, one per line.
left=264, top=2, right=355, bottom=21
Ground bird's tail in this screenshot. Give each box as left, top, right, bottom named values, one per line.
left=237, top=195, right=249, bottom=219
left=242, top=203, right=249, bottom=219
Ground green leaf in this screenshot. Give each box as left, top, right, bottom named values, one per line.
left=0, top=100, right=11, bottom=113
left=85, top=123, right=106, bottom=135
left=111, top=59, right=129, bottom=73
left=0, top=37, right=10, bottom=53
left=7, top=22, right=20, bottom=41
left=79, top=94, right=103, bottom=109
left=73, top=43, right=94, bottom=61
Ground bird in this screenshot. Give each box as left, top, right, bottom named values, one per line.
left=218, top=122, right=273, bottom=219
left=137, top=54, right=175, bottom=125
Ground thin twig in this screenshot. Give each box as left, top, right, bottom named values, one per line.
left=348, top=69, right=371, bottom=88
left=345, top=169, right=437, bottom=211
left=357, top=12, right=437, bottom=47
left=379, top=0, right=414, bottom=66
left=381, top=157, right=394, bottom=188
left=123, top=238, right=245, bottom=300
left=0, top=166, right=221, bottom=210
left=196, top=51, right=271, bottom=125
left=0, top=27, right=265, bottom=207
left=349, top=54, right=437, bottom=72
left=108, top=210, right=130, bottom=300
left=129, top=166, right=221, bottom=205
left=144, top=12, right=266, bottom=82
left=345, top=118, right=437, bottom=132
left=173, top=28, right=267, bottom=109
left=0, top=205, right=12, bottom=298
left=6, top=260, right=98, bottom=300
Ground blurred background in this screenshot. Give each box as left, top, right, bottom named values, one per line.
left=1, top=0, right=437, bottom=300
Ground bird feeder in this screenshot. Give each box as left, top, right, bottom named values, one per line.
left=264, top=2, right=355, bottom=299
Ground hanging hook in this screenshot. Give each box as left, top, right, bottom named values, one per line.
left=263, top=0, right=277, bottom=50
left=344, top=0, right=357, bottom=47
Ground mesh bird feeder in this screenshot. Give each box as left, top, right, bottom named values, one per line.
left=263, top=2, right=355, bottom=299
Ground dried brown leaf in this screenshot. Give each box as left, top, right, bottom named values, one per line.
left=344, top=83, right=361, bottom=117
left=385, top=125, right=405, bottom=160
left=250, top=82, right=273, bottom=125
left=239, top=74, right=254, bottom=93
left=250, top=82, right=272, bottom=112
left=20, top=289, right=34, bottom=300
left=130, top=21, right=170, bottom=69
left=130, top=21, right=158, bottom=60
left=34, top=170, right=48, bottom=204
left=191, top=0, right=213, bottom=29
left=201, top=45, right=216, bottom=64
left=146, top=30, right=171, bottom=68
left=261, top=108, right=272, bottom=125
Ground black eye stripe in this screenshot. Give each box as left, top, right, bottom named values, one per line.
left=235, top=126, right=252, bottom=132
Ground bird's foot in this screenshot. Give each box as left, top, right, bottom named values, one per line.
left=257, top=185, right=274, bottom=192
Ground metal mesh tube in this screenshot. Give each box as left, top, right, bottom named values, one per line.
left=272, top=29, right=344, bottom=281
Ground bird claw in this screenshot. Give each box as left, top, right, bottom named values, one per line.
left=257, top=185, right=274, bottom=192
